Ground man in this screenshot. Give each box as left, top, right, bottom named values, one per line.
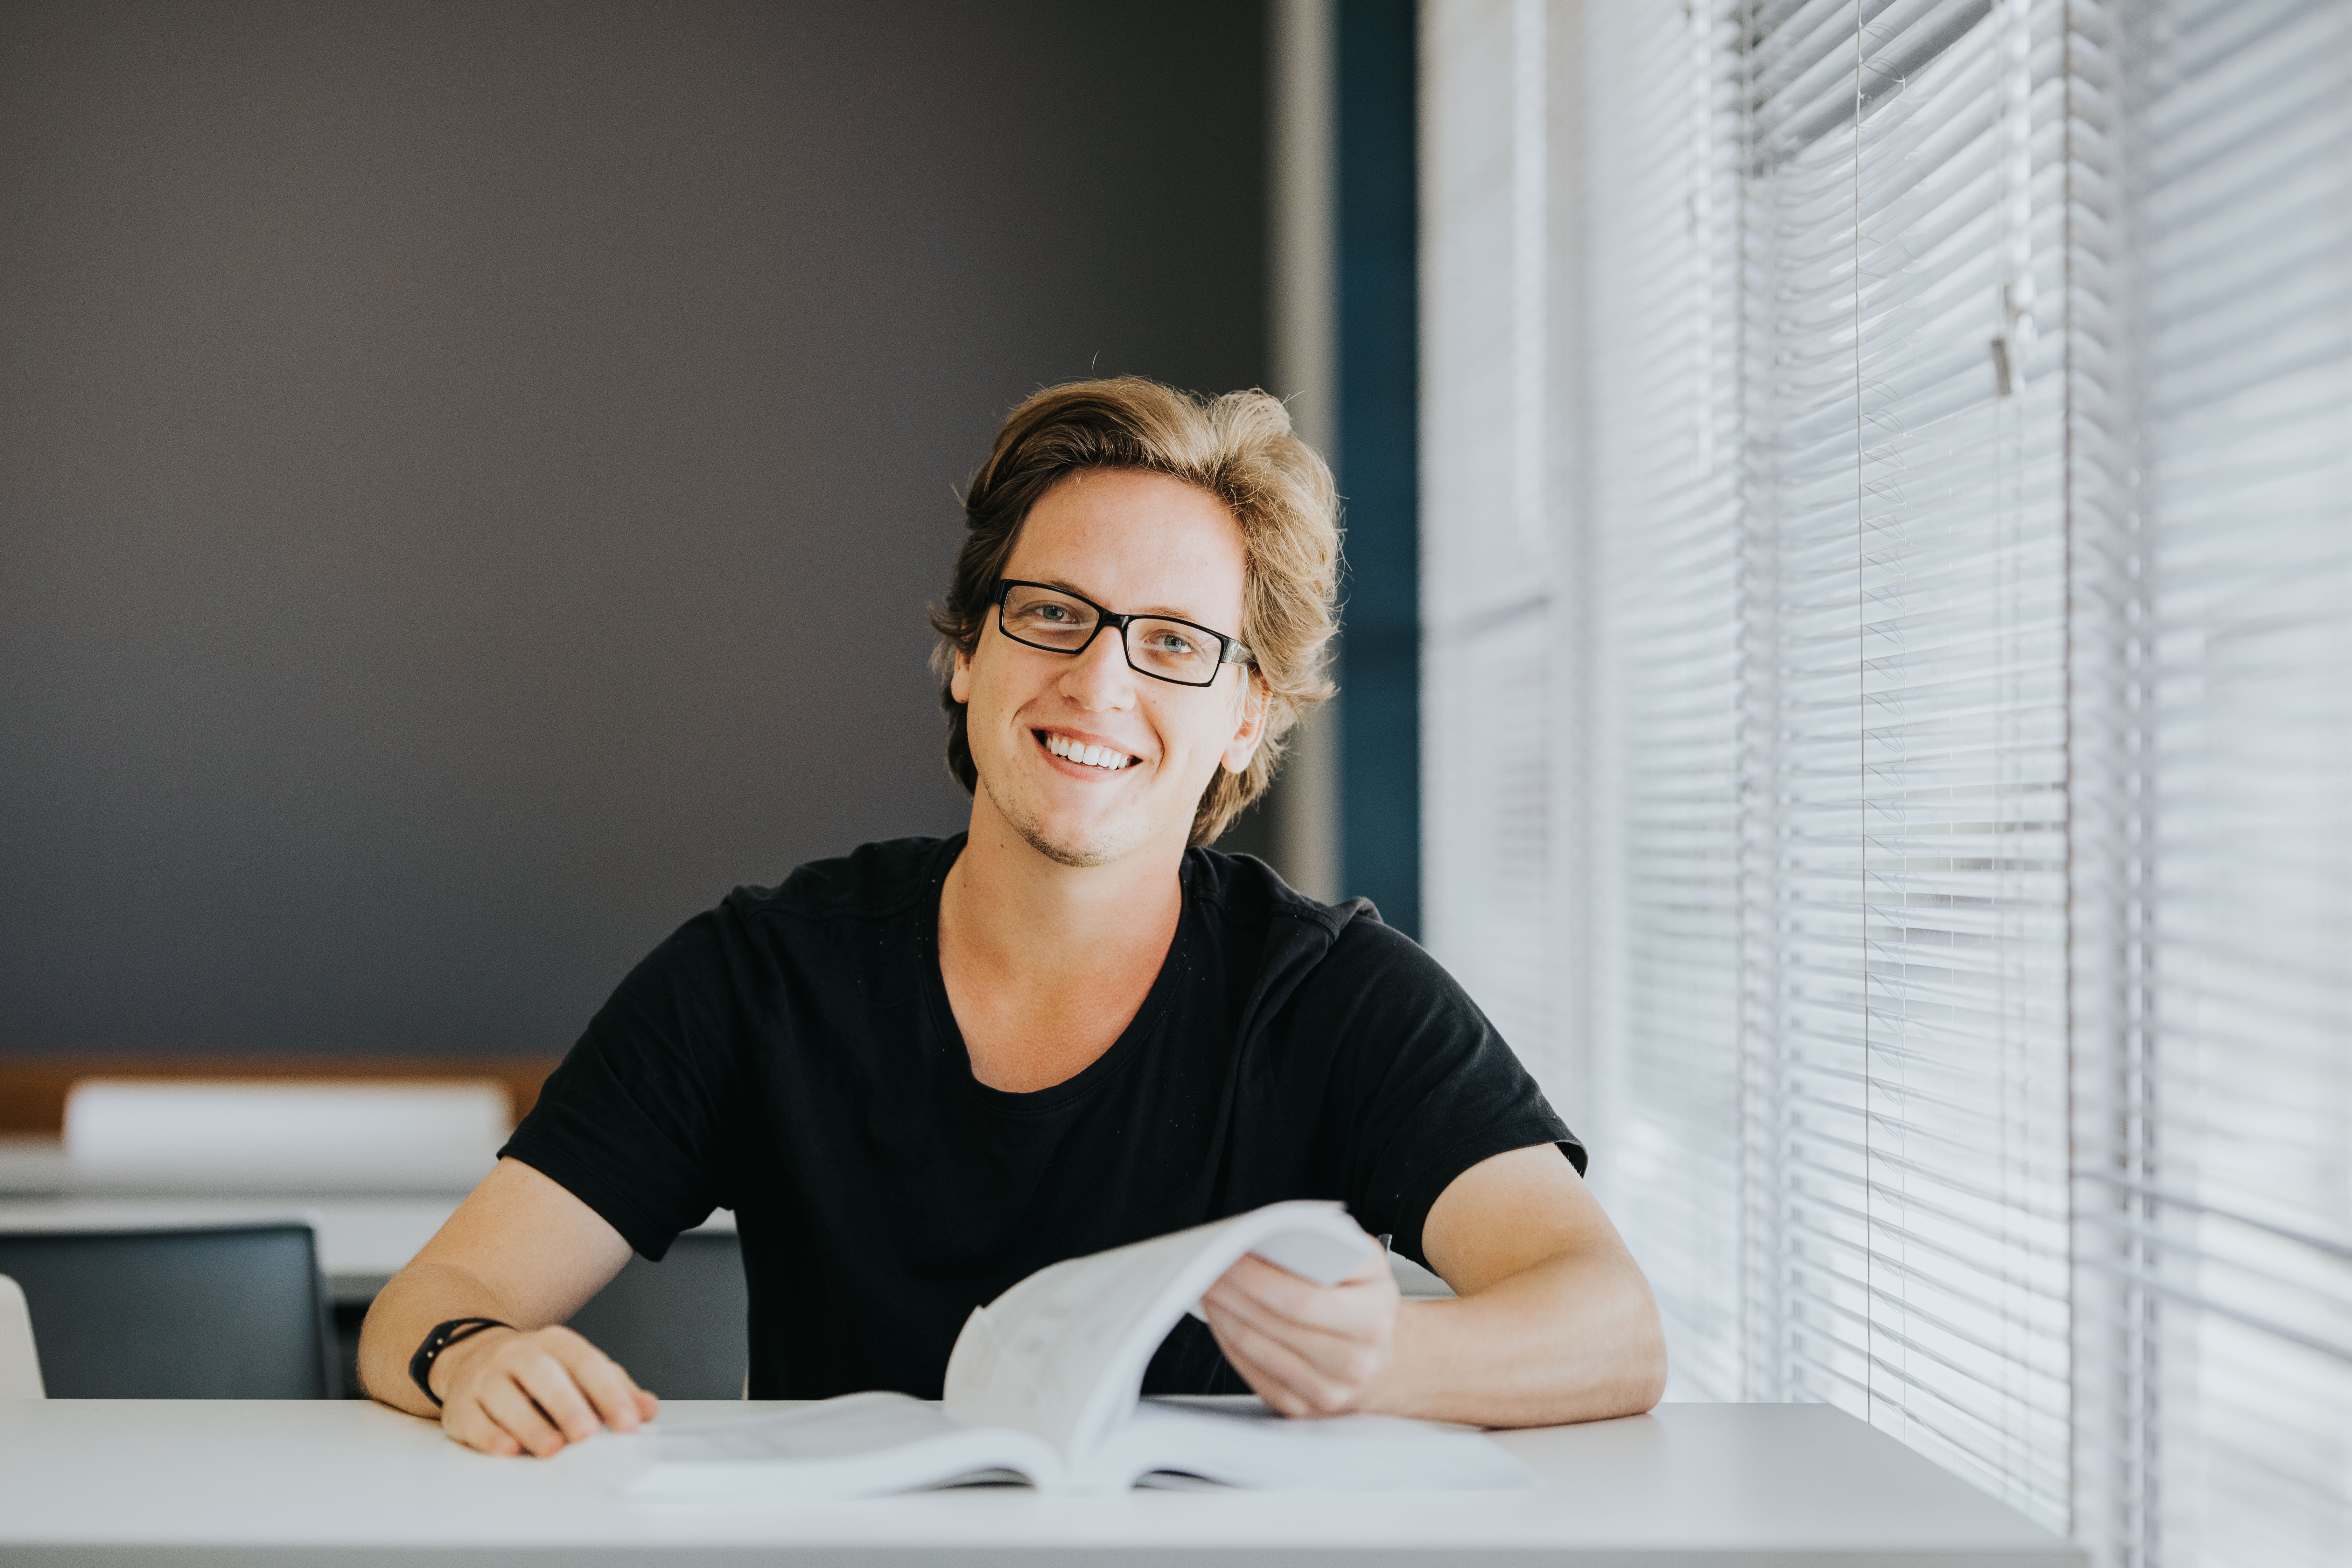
left=360, top=378, right=1667, bottom=1456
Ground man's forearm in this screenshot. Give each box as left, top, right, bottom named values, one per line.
left=1373, top=1248, right=1667, bottom=1427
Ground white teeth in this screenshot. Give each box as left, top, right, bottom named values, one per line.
left=1044, top=733, right=1130, bottom=770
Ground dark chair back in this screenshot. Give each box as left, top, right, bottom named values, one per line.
left=564, top=1228, right=746, bottom=1399
left=0, top=1223, right=333, bottom=1398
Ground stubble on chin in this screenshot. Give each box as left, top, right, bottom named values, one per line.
left=976, top=770, right=1120, bottom=869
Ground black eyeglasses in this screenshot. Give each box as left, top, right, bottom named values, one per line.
left=990, top=579, right=1253, bottom=688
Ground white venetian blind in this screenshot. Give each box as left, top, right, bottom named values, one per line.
left=1740, top=0, right=2076, bottom=1522
left=2073, top=0, right=2352, bottom=1562
left=1420, top=0, right=2352, bottom=1561
left=1576, top=0, right=1746, bottom=1405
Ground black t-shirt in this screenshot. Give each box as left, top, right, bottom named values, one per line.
left=503, top=835, right=1581, bottom=1400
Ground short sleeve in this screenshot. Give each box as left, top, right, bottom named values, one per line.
left=1294, top=917, right=1583, bottom=1269
left=499, top=908, right=751, bottom=1260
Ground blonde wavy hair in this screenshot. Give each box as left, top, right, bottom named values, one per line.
left=929, top=377, right=1340, bottom=846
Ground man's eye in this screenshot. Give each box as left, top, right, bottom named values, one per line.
left=1143, top=630, right=1198, bottom=656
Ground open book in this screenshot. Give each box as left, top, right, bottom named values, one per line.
left=558, top=1201, right=1533, bottom=1497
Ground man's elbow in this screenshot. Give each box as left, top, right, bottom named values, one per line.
left=1587, top=1269, right=1669, bottom=1420
left=1619, top=1312, right=1669, bottom=1416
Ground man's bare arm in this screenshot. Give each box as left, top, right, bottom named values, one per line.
left=1200, top=1145, right=1668, bottom=1427
left=358, top=1157, right=657, bottom=1455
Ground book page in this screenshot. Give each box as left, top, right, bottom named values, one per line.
left=1084, top=1396, right=1535, bottom=1494
left=550, top=1392, right=1066, bottom=1500
left=940, top=1200, right=1378, bottom=1460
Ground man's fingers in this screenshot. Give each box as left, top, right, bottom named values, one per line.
left=1217, top=1342, right=1311, bottom=1418
left=1208, top=1294, right=1363, bottom=1405
left=1203, top=1307, right=1303, bottom=1413
left=477, top=1373, right=569, bottom=1458
left=429, top=1326, right=656, bottom=1456
left=1214, top=1254, right=1331, bottom=1319
left=1205, top=1270, right=1387, bottom=1362
left=1203, top=1247, right=1401, bottom=1419
left=1210, top=1286, right=1385, bottom=1392
left=547, top=1333, right=651, bottom=1433
left=1211, top=1252, right=1396, bottom=1334
left=510, top=1351, right=602, bottom=1444
left=1206, top=1280, right=1374, bottom=1345
left=1206, top=1302, right=1353, bottom=1416
left=443, top=1399, right=522, bottom=1457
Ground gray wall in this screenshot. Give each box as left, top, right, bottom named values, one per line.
left=0, top=0, right=1268, bottom=1054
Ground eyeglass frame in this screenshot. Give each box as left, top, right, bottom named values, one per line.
left=988, top=578, right=1254, bottom=688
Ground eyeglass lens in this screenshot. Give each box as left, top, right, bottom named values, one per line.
left=999, top=583, right=1222, bottom=685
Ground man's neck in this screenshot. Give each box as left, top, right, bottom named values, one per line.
left=942, top=800, right=1185, bottom=983
left=936, top=796, right=1187, bottom=1092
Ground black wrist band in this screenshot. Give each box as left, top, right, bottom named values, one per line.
left=409, top=1316, right=512, bottom=1407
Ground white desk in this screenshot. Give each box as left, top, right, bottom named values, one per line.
left=0, top=1398, right=2081, bottom=1566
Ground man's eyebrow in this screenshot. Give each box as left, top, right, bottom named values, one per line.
left=1031, top=577, right=1223, bottom=626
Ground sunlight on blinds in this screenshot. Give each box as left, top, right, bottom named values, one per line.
left=1749, top=0, right=2074, bottom=1521
left=2133, top=0, right=2352, bottom=1560
left=1421, top=0, right=2352, bottom=1562
left=1580, top=0, right=1746, bottom=1406
left=2068, top=2, right=2352, bottom=1563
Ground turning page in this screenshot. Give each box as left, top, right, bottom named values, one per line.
left=940, top=1200, right=1378, bottom=1460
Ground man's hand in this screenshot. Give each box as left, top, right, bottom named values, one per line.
left=430, top=1323, right=659, bottom=1457
left=358, top=1160, right=657, bottom=1449
left=1199, top=1244, right=1402, bottom=1418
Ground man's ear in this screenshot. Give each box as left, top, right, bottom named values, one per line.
left=950, top=644, right=973, bottom=706
left=1222, top=674, right=1270, bottom=775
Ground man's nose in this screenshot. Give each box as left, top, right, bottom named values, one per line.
left=1060, top=625, right=1139, bottom=708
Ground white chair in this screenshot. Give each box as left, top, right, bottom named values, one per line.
left=0, top=1274, right=43, bottom=1398
left=64, top=1079, right=513, bottom=1193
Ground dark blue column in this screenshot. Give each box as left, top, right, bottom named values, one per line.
left=1336, top=0, right=1420, bottom=938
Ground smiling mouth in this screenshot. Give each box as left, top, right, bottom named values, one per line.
left=1037, top=730, right=1138, bottom=772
